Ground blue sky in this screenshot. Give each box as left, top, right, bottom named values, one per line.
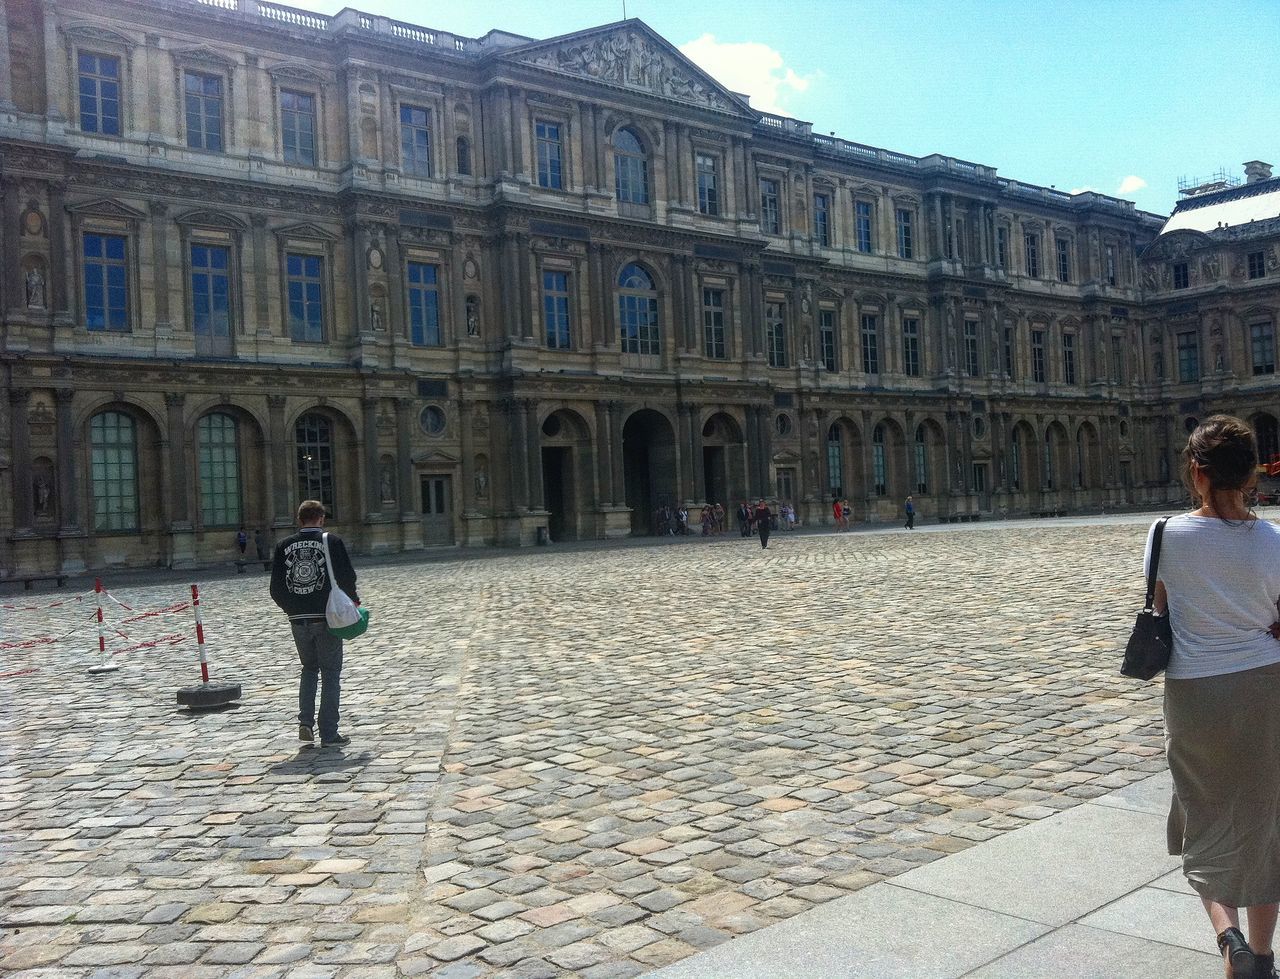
left=285, top=0, right=1280, bottom=216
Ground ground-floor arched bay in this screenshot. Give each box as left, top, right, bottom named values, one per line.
left=3, top=358, right=1276, bottom=573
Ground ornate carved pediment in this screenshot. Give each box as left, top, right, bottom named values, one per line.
left=66, top=197, right=146, bottom=220
left=170, top=45, right=237, bottom=69
left=412, top=449, right=460, bottom=466
left=507, top=24, right=752, bottom=116
left=274, top=222, right=338, bottom=241
left=1142, top=229, right=1212, bottom=262
left=174, top=208, right=248, bottom=231
left=266, top=62, right=327, bottom=84
left=62, top=23, right=136, bottom=50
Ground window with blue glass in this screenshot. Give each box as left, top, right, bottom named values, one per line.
left=696, top=153, right=719, bottom=216
left=704, top=287, right=726, bottom=359
left=191, top=244, right=232, bottom=354
left=281, top=89, right=316, bottom=166
left=536, top=120, right=563, bottom=190
left=896, top=208, right=913, bottom=259
left=855, top=201, right=874, bottom=253
left=766, top=301, right=787, bottom=368
left=903, top=316, right=921, bottom=377
left=400, top=104, right=431, bottom=177
left=618, top=264, right=659, bottom=355
left=286, top=253, right=324, bottom=342
left=407, top=262, right=442, bottom=346
left=78, top=53, right=120, bottom=135
left=819, top=309, right=837, bottom=372
left=613, top=128, right=649, bottom=205
left=543, top=271, right=571, bottom=349
left=861, top=314, right=879, bottom=374
left=184, top=71, right=224, bottom=151
left=83, top=233, right=129, bottom=332
left=813, top=192, right=830, bottom=246
left=872, top=424, right=887, bottom=495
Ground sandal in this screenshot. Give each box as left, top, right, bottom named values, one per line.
left=1219, top=928, right=1256, bottom=979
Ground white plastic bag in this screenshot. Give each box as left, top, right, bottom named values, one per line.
left=322, top=532, right=361, bottom=629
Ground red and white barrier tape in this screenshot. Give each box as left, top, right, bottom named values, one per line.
left=1, top=592, right=92, bottom=613
left=119, top=602, right=191, bottom=626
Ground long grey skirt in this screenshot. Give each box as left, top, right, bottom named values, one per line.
left=1165, top=660, right=1280, bottom=907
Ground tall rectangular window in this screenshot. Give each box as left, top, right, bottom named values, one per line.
left=703, top=287, right=726, bottom=359
left=286, top=253, right=325, bottom=342
left=1252, top=323, right=1275, bottom=375
left=766, top=301, right=787, bottom=367
left=813, top=192, right=830, bottom=246
left=1111, top=334, right=1125, bottom=383
left=964, top=320, right=980, bottom=377
left=1003, top=326, right=1015, bottom=379
left=184, top=71, right=224, bottom=151
left=902, top=316, right=920, bottom=377
left=407, top=261, right=441, bottom=346
left=996, top=226, right=1008, bottom=269
left=1032, top=329, right=1046, bottom=383
left=400, top=104, right=431, bottom=177
left=83, top=233, right=129, bottom=332
left=543, top=270, right=571, bottom=349
left=1249, top=251, right=1266, bottom=280
left=78, top=53, right=121, bottom=135
left=1056, top=237, right=1071, bottom=282
left=198, top=413, right=241, bottom=527
left=855, top=201, right=874, bottom=253
left=760, top=178, right=781, bottom=235
left=1177, top=330, right=1199, bottom=382
left=1173, top=262, right=1189, bottom=289
left=535, top=119, right=562, bottom=190
left=696, top=153, right=719, bottom=216
left=819, top=309, right=837, bottom=372
left=861, top=314, right=879, bottom=375
left=1062, top=332, right=1077, bottom=384
left=1106, top=244, right=1118, bottom=286
left=91, top=412, right=138, bottom=532
left=281, top=89, right=316, bottom=166
left=1024, top=232, right=1040, bottom=277
left=896, top=209, right=913, bottom=259
left=190, top=243, right=231, bottom=352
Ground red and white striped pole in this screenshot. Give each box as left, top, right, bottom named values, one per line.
left=87, top=577, right=118, bottom=674
left=192, top=583, right=209, bottom=683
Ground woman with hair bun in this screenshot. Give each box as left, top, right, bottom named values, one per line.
left=1150, top=415, right=1280, bottom=978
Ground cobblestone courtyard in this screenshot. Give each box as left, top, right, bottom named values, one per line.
left=1, top=517, right=1172, bottom=978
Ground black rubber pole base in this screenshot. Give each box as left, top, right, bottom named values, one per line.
left=176, top=681, right=242, bottom=709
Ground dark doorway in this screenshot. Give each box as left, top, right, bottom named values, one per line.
left=542, top=446, right=571, bottom=542
left=704, top=445, right=726, bottom=506
left=419, top=474, right=454, bottom=545
left=623, top=409, right=677, bottom=535
left=1255, top=413, right=1279, bottom=464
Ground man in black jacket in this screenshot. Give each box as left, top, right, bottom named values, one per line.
left=270, top=500, right=359, bottom=748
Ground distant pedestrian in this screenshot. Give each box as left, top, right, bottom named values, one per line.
left=786, top=502, right=798, bottom=531
left=236, top=526, right=248, bottom=555
left=904, top=495, right=915, bottom=530
left=737, top=501, right=751, bottom=537
left=700, top=505, right=714, bottom=536
left=254, top=528, right=268, bottom=561
left=832, top=497, right=843, bottom=531
left=841, top=499, right=852, bottom=530
left=752, top=499, right=772, bottom=549
left=270, top=500, right=359, bottom=748
left=713, top=502, right=726, bottom=535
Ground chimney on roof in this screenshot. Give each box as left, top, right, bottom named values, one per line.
left=1244, top=160, right=1273, bottom=184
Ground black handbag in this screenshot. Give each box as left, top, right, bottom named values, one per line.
left=1121, top=517, right=1173, bottom=680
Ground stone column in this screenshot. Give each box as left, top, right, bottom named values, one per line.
left=813, top=408, right=829, bottom=502
left=3, top=187, right=23, bottom=315
left=55, top=388, right=79, bottom=531
left=151, top=202, right=171, bottom=334
left=456, top=397, right=474, bottom=514
left=362, top=397, right=381, bottom=518
left=501, top=237, right=520, bottom=338
left=524, top=398, right=544, bottom=511
left=744, top=405, right=760, bottom=497
left=677, top=403, right=693, bottom=501
left=251, top=215, right=271, bottom=338
left=42, top=4, right=63, bottom=122
left=10, top=388, right=33, bottom=531
left=743, top=260, right=763, bottom=357
left=517, top=232, right=534, bottom=340
left=588, top=243, right=607, bottom=348
left=48, top=181, right=70, bottom=320
left=689, top=403, right=704, bottom=503
left=385, top=227, right=405, bottom=349
left=395, top=397, right=415, bottom=518
left=0, top=0, right=14, bottom=112
left=608, top=401, right=625, bottom=507
left=267, top=395, right=292, bottom=525
left=508, top=86, right=525, bottom=180
left=759, top=403, right=774, bottom=497
left=164, top=393, right=189, bottom=526
left=594, top=400, right=613, bottom=506
left=503, top=399, right=529, bottom=511
left=670, top=254, right=688, bottom=352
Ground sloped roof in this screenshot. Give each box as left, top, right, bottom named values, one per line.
left=1161, top=178, right=1280, bottom=235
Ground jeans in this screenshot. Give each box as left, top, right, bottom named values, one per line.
left=292, top=620, right=343, bottom=741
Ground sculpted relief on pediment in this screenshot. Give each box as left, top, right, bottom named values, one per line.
left=520, top=31, right=740, bottom=113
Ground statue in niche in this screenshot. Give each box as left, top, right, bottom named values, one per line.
left=1214, top=341, right=1225, bottom=373
left=370, top=299, right=384, bottom=332
left=465, top=295, right=480, bottom=337
left=380, top=463, right=395, bottom=503
left=475, top=464, right=489, bottom=499
left=25, top=265, right=45, bottom=308
left=33, top=474, right=53, bottom=515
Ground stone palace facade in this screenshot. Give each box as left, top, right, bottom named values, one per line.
left=1, top=0, right=1278, bottom=574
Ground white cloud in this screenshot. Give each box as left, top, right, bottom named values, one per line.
left=678, top=34, right=814, bottom=116
left=1117, top=175, right=1147, bottom=195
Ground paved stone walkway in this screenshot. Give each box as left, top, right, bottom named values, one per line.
left=1, top=516, right=1172, bottom=977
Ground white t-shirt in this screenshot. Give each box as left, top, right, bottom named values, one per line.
left=1145, top=515, right=1280, bottom=679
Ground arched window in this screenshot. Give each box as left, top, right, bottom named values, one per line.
left=90, top=411, right=138, bottom=532
left=613, top=128, right=649, bottom=205
left=198, top=412, right=241, bottom=527
left=1075, top=427, right=1085, bottom=489
left=1044, top=431, right=1055, bottom=490
left=1010, top=433, right=1022, bottom=491
left=295, top=413, right=335, bottom=515
left=827, top=424, right=844, bottom=497
left=618, top=263, right=659, bottom=356
left=914, top=426, right=928, bottom=494
left=456, top=136, right=471, bottom=176
left=872, top=424, right=887, bottom=496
